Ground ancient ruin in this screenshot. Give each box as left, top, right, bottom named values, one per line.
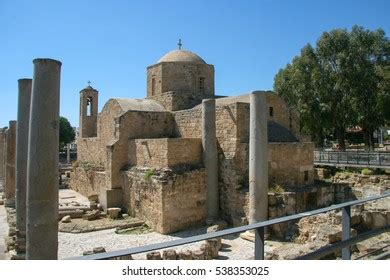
left=0, top=48, right=387, bottom=261
left=70, top=48, right=315, bottom=234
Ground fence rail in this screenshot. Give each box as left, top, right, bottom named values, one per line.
left=68, top=192, right=390, bottom=260
left=314, top=150, right=390, bottom=168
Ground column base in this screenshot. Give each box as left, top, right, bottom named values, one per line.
left=240, top=230, right=255, bottom=242
left=9, top=249, right=26, bottom=260
left=15, top=230, right=26, bottom=254
left=4, top=198, right=15, bottom=208
left=240, top=228, right=270, bottom=242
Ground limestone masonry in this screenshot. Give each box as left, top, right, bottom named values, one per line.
left=70, top=48, right=314, bottom=233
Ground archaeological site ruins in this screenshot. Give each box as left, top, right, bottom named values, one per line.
left=0, top=47, right=388, bottom=261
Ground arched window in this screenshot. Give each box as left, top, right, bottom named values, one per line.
left=269, top=107, right=274, bottom=117
left=86, top=97, right=93, bottom=117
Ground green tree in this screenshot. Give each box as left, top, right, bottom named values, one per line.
left=274, top=25, right=389, bottom=150
left=59, top=116, right=75, bottom=149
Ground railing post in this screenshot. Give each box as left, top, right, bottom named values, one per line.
left=254, top=227, right=265, bottom=260
left=342, top=205, right=351, bottom=260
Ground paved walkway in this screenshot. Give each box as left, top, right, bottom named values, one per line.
left=58, top=226, right=277, bottom=260
left=0, top=204, right=9, bottom=260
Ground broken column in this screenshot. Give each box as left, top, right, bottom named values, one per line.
left=5, top=121, right=17, bottom=207
left=248, top=91, right=268, bottom=225
left=26, top=58, right=61, bottom=260
left=202, top=99, right=219, bottom=223
left=15, top=78, right=32, bottom=256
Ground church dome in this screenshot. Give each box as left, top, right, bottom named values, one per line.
left=157, top=50, right=206, bottom=64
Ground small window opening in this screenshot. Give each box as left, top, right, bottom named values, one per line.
left=86, top=97, right=93, bottom=116
left=269, top=107, right=274, bottom=117
left=151, top=77, right=156, bottom=96
left=304, top=171, right=309, bottom=182
left=199, top=77, right=205, bottom=94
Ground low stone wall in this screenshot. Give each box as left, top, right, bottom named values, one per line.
left=122, top=166, right=206, bottom=234
left=69, top=165, right=106, bottom=198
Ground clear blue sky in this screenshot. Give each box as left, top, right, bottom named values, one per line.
left=1, top=0, right=389, bottom=127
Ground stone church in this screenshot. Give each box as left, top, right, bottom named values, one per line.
left=70, top=47, right=314, bottom=234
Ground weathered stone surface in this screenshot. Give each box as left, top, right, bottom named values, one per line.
left=4, top=121, right=16, bottom=206
left=107, top=207, right=121, bottom=219
left=26, top=58, right=61, bottom=260
left=93, top=247, right=106, bottom=253
left=88, top=194, right=99, bottom=203
left=15, top=78, right=32, bottom=247
left=82, top=210, right=101, bottom=221
left=60, top=215, right=71, bottom=223
left=191, top=249, right=205, bottom=260
left=162, top=249, right=177, bottom=260
left=68, top=47, right=315, bottom=236
left=146, top=251, right=162, bottom=260
left=178, top=249, right=193, bottom=260
left=82, top=250, right=94, bottom=256
left=58, top=209, right=84, bottom=219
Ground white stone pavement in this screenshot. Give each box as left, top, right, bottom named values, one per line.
left=59, top=226, right=263, bottom=260
left=0, top=203, right=9, bottom=260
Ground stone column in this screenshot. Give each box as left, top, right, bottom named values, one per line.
left=0, top=128, right=6, bottom=186
left=66, top=143, right=71, bottom=164
left=248, top=91, right=268, bottom=224
left=202, top=99, right=219, bottom=223
left=5, top=121, right=17, bottom=207
left=1, top=129, right=7, bottom=191
left=241, top=91, right=268, bottom=244
left=15, top=78, right=32, bottom=256
left=26, top=58, right=61, bottom=260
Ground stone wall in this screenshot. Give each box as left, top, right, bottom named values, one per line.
left=135, top=138, right=202, bottom=168
left=122, top=167, right=206, bottom=234
left=69, top=166, right=106, bottom=197
left=268, top=142, right=314, bottom=187
left=148, top=91, right=213, bottom=111
left=147, top=62, right=214, bottom=99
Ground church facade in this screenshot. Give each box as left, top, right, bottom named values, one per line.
left=70, top=48, right=314, bottom=234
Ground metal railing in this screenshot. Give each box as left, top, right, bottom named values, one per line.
left=314, top=150, right=390, bottom=168
left=68, top=192, right=390, bottom=260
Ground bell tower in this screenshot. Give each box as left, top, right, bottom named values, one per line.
left=79, top=83, right=98, bottom=138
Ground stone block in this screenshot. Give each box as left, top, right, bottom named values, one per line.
left=99, top=188, right=122, bottom=210
left=178, top=249, right=193, bottom=260
left=204, top=239, right=220, bottom=259
left=82, top=210, right=100, bottom=220
left=60, top=215, right=71, bottom=223
left=88, top=194, right=99, bottom=202
left=107, top=207, right=121, bottom=219
left=146, top=251, right=162, bottom=260
left=162, top=249, right=177, bottom=260
left=191, top=249, right=205, bottom=260
left=93, top=247, right=106, bottom=254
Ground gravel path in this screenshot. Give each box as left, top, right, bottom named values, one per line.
left=59, top=226, right=260, bottom=260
